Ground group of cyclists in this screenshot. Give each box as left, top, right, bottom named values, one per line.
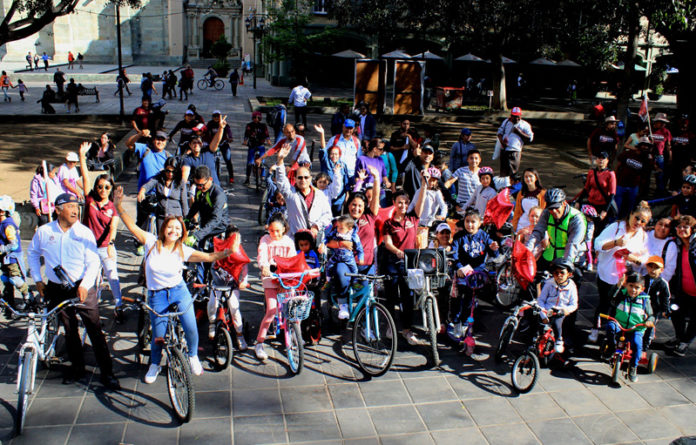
left=2, top=99, right=695, bottom=396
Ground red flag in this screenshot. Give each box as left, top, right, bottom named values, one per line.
left=638, top=94, right=649, bottom=122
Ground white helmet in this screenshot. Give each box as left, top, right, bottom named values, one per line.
left=0, top=195, right=15, bottom=213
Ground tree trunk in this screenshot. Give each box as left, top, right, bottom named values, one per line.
left=616, top=2, right=640, bottom=123
left=492, top=54, right=507, bottom=110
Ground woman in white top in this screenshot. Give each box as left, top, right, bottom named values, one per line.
left=589, top=201, right=651, bottom=342
left=114, top=186, right=231, bottom=384
left=643, top=216, right=677, bottom=282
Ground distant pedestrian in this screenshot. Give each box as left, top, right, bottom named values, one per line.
left=229, top=69, right=239, bottom=96
left=183, top=65, right=194, bottom=95
left=16, top=79, right=27, bottom=101
left=25, top=52, right=33, bottom=70
left=33, top=54, right=39, bottom=70
left=164, top=70, right=177, bottom=99
left=140, top=73, right=156, bottom=101
left=115, top=69, right=131, bottom=96
left=38, top=85, right=56, bottom=114
left=66, top=78, right=79, bottom=113
left=179, top=71, right=188, bottom=101
left=289, top=81, right=311, bottom=127
left=42, top=52, right=49, bottom=71
left=54, top=68, right=66, bottom=95
left=0, top=71, right=13, bottom=102
left=77, top=52, right=84, bottom=69
left=68, top=51, right=75, bottom=69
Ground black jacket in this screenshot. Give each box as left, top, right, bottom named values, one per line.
left=187, top=183, right=228, bottom=240
left=142, top=175, right=189, bottom=219
left=670, top=235, right=696, bottom=297
left=643, top=274, right=671, bottom=315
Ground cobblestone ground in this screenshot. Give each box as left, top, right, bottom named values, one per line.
left=0, top=74, right=695, bottom=445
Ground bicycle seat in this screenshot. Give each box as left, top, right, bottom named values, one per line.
left=212, top=285, right=232, bottom=292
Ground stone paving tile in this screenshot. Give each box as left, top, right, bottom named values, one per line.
left=75, top=392, right=135, bottom=424
left=67, top=422, right=126, bottom=445
left=233, top=414, right=287, bottom=445
left=334, top=407, right=377, bottom=439
left=573, top=413, right=640, bottom=445
left=402, top=376, right=458, bottom=404
left=192, top=368, right=230, bottom=392
left=8, top=425, right=71, bottom=445
left=415, top=401, right=475, bottom=431
left=508, top=392, right=567, bottom=422
left=527, top=418, right=592, bottom=445
left=327, top=383, right=364, bottom=409
left=463, top=397, right=522, bottom=427
left=277, top=365, right=327, bottom=388
left=550, top=389, right=609, bottom=417
left=631, top=380, right=691, bottom=407
left=658, top=404, right=696, bottom=435
left=194, top=390, right=231, bottom=419
left=358, top=379, right=410, bottom=407
left=284, top=411, right=341, bottom=442
left=122, top=421, right=179, bottom=445
left=232, top=388, right=282, bottom=417
left=180, top=417, right=232, bottom=444
left=430, top=427, right=488, bottom=445
left=480, top=422, right=540, bottom=445
left=367, top=405, right=426, bottom=436
left=380, top=432, right=435, bottom=445
left=667, top=377, right=696, bottom=403
left=125, top=390, right=180, bottom=427
left=23, top=396, right=82, bottom=427
left=231, top=363, right=282, bottom=389
left=615, top=408, right=682, bottom=441
left=445, top=373, right=517, bottom=400
left=584, top=383, right=651, bottom=412
left=280, top=385, right=332, bottom=413
left=342, top=439, right=379, bottom=445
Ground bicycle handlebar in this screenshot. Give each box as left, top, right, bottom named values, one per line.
left=599, top=313, right=650, bottom=330
left=121, top=295, right=194, bottom=319
left=345, top=273, right=385, bottom=281
left=0, top=297, right=82, bottom=319
left=271, top=269, right=321, bottom=290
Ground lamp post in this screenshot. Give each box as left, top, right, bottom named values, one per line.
left=245, top=9, right=266, bottom=90
left=116, top=2, right=124, bottom=119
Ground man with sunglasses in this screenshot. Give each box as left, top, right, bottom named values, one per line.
left=243, top=111, right=270, bottom=185
left=274, top=144, right=332, bottom=236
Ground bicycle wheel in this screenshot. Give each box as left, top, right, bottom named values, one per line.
left=166, top=347, right=195, bottom=423
left=286, top=322, right=304, bottom=375
left=16, top=350, right=33, bottom=434
left=196, top=79, right=207, bottom=90
left=495, top=319, right=516, bottom=363
left=496, top=263, right=520, bottom=309
left=425, top=297, right=440, bottom=367
left=136, top=306, right=151, bottom=364
left=257, top=188, right=269, bottom=226
left=214, top=325, right=233, bottom=370
left=611, top=353, right=622, bottom=385
left=352, top=302, right=396, bottom=377
left=511, top=350, right=539, bottom=393
left=214, top=79, right=224, bottom=90
left=43, top=315, right=61, bottom=367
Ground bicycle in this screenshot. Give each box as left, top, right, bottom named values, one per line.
left=271, top=270, right=318, bottom=375
left=197, top=77, right=224, bottom=91
left=448, top=271, right=488, bottom=356
left=122, top=294, right=195, bottom=422
left=328, top=273, right=397, bottom=377
left=599, top=313, right=658, bottom=386
left=1, top=297, right=81, bottom=434
left=494, top=298, right=533, bottom=363
left=510, top=301, right=562, bottom=393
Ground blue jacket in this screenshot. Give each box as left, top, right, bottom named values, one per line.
left=0, top=216, right=26, bottom=276
left=324, top=223, right=364, bottom=263
left=451, top=229, right=498, bottom=272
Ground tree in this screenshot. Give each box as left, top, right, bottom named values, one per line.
left=211, top=34, right=233, bottom=76
left=0, top=0, right=139, bottom=47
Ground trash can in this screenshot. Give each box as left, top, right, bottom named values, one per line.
left=435, top=87, right=465, bottom=110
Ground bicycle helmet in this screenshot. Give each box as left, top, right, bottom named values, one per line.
left=550, top=257, right=574, bottom=273
left=478, top=166, right=494, bottom=177
left=427, top=167, right=441, bottom=179
left=580, top=204, right=598, bottom=218
left=684, top=175, right=696, bottom=186
left=545, top=188, right=566, bottom=209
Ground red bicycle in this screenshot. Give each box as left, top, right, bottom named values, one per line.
left=599, top=314, right=658, bottom=386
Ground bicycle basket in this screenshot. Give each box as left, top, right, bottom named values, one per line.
left=277, top=291, right=313, bottom=322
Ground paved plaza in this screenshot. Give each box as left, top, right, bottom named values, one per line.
left=0, top=66, right=695, bottom=445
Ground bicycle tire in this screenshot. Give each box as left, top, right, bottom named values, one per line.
left=511, top=350, right=539, bottom=393
left=495, top=320, right=515, bottom=363
left=196, top=79, right=208, bottom=90
left=214, top=79, right=224, bottom=90
left=136, top=306, right=151, bottom=364
left=257, top=187, right=269, bottom=226
left=43, top=315, right=61, bottom=367
left=611, top=353, right=622, bottom=385
left=16, top=350, right=33, bottom=434
left=166, top=347, right=195, bottom=423
left=286, top=322, right=304, bottom=375
left=495, top=263, right=521, bottom=309
left=214, top=325, right=233, bottom=370
left=352, top=302, right=396, bottom=377
left=425, top=297, right=440, bottom=367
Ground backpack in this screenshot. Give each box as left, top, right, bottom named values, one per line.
left=266, top=105, right=284, bottom=128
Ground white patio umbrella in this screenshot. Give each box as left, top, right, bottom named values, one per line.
left=530, top=57, right=557, bottom=66
left=381, top=50, right=412, bottom=59
left=414, top=50, right=444, bottom=60
left=455, top=53, right=487, bottom=62
left=484, top=56, right=517, bottom=64
left=332, top=49, right=366, bottom=59
left=557, top=59, right=581, bottom=67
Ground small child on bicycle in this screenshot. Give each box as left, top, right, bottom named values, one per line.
left=256, top=213, right=297, bottom=361
left=294, top=229, right=320, bottom=269
left=606, top=271, right=655, bottom=382
left=207, top=225, right=249, bottom=351
left=324, top=215, right=364, bottom=320
left=537, top=258, right=578, bottom=354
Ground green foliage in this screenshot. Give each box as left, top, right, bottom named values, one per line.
left=211, top=34, right=233, bottom=62
left=213, top=60, right=230, bottom=77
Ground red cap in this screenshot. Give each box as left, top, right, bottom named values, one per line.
left=510, top=107, right=522, bottom=116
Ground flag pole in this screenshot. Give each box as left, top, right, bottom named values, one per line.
left=645, top=93, right=653, bottom=138
left=42, top=160, right=52, bottom=222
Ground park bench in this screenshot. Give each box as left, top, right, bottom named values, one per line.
left=47, top=86, right=100, bottom=104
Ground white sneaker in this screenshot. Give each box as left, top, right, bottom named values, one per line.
left=338, top=304, right=350, bottom=320
left=588, top=328, right=599, bottom=343
left=189, top=355, right=203, bottom=376
left=255, top=343, right=268, bottom=361
left=208, top=324, right=216, bottom=340
left=403, top=331, right=423, bottom=346
left=144, top=364, right=161, bottom=384
left=554, top=340, right=565, bottom=354
left=237, top=334, right=248, bottom=351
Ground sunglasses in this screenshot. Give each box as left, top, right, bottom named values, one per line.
left=296, top=175, right=311, bottom=180
left=97, top=184, right=112, bottom=191
left=164, top=169, right=176, bottom=174
left=194, top=179, right=210, bottom=187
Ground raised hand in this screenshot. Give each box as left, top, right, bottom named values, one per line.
left=79, top=141, right=91, bottom=157
left=313, top=124, right=324, bottom=134
left=114, top=186, right=124, bottom=208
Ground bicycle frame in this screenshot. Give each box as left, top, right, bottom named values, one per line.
left=412, top=275, right=442, bottom=334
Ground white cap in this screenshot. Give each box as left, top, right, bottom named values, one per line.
left=436, top=223, right=451, bottom=234
left=66, top=152, right=79, bottom=162
left=212, top=110, right=221, bottom=115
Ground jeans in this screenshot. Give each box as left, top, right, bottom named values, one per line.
left=97, top=247, right=122, bottom=306
left=328, top=255, right=358, bottom=305
left=1, top=86, right=9, bottom=100
left=614, top=185, right=639, bottom=219
left=219, top=141, right=234, bottom=180
left=148, top=281, right=199, bottom=365
left=607, top=321, right=644, bottom=367
left=383, top=255, right=413, bottom=330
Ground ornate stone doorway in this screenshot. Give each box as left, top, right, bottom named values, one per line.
left=202, top=17, right=224, bottom=57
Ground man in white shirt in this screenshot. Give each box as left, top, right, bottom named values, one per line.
left=496, top=107, right=534, bottom=180
left=289, top=82, right=311, bottom=127
left=27, top=193, right=120, bottom=389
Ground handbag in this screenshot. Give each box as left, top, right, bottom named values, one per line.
left=137, top=245, right=156, bottom=287
left=592, top=168, right=618, bottom=217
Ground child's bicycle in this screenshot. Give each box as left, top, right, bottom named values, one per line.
left=599, top=313, right=658, bottom=386
left=0, top=297, right=80, bottom=434
left=447, top=271, right=489, bottom=356
left=328, top=272, right=397, bottom=377
left=510, top=301, right=564, bottom=393
left=271, top=269, right=319, bottom=374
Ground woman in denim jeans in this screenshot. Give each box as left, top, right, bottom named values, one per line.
left=114, top=186, right=232, bottom=384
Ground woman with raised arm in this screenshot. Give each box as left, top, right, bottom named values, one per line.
left=114, top=185, right=232, bottom=384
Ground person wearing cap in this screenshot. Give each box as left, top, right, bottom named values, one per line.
left=324, top=119, right=361, bottom=177
left=667, top=174, right=696, bottom=218
left=289, top=80, right=311, bottom=127
left=587, top=116, right=619, bottom=163
left=256, top=123, right=309, bottom=171
left=206, top=110, right=235, bottom=183
left=449, top=128, right=476, bottom=173
left=27, top=193, right=120, bottom=390
left=652, top=113, right=673, bottom=195
left=430, top=222, right=452, bottom=250
left=243, top=111, right=271, bottom=185
left=615, top=136, right=654, bottom=218
left=574, top=151, right=616, bottom=235
left=356, top=102, right=377, bottom=143
left=181, top=115, right=228, bottom=186
left=538, top=258, right=579, bottom=355
left=496, top=107, right=534, bottom=180
left=168, top=109, right=200, bottom=152
left=57, top=151, right=84, bottom=199
left=229, top=68, right=240, bottom=96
